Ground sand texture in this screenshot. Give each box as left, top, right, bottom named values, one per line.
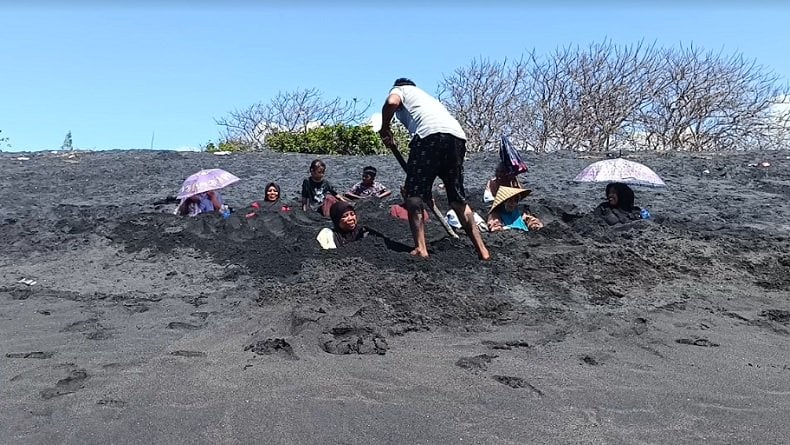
left=1, top=149, right=789, bottom=444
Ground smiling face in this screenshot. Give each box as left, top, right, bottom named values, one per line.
left=339, top=209, right=357, bottom=231
left=265, top=185, right=279, bottom=202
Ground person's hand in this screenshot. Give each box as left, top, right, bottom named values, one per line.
left=488, top=218, right=503, bottom=232
left=525, top=215, right=543, bottom=231
left=379, top=127, right=396, bottom=149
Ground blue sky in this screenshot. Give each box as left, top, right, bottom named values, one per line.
left=2, top=2, right=789, bottom=152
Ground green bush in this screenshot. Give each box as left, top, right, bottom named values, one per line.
left=202, top=139, right=251, bottom=153
left=266, top=124, right=411, bottom=156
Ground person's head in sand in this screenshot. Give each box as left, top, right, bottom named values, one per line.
left=309, top=159, right=327, bottom=182
left=264, top=182, right=281, bottom=203
left=595, top=182, right=642, bottom=225
left=330, top=201, right=358, bottom=233
left=176, top=190, right=222, bottom=217
left=316, top=201, right=369, bottom=249
left=605, top=182, right=636, bottom=210
left=489, top=186, right=530, bottom=216
left=487, top=186, right=543, bottom=232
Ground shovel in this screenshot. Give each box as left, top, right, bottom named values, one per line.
left=389, top=145, right=459, bottom=239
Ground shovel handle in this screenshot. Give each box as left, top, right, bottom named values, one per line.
left=389, top=145, right=459, bottom=239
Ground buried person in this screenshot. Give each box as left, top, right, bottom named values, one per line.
left=175, top=190, right=223, bottom=217
left=316, top=201, right=370, bottom=250
left=486, top=186, right=544, bottom=233
left=253, top=182, right=290, bottom=213
left=595, top=182, right=643, bottom=225
left=378, top=77, right=490, bottom=260
left=484, top=162, right=523, bottom=204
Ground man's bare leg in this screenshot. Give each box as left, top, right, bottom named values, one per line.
left=406, top=197, right=429, bottom=257
left=450, top=201, right=491, bottom=261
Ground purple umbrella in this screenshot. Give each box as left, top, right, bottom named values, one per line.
left=177, top=169, right=241, bottom=200
left=574, top=158, right=666, bottom=187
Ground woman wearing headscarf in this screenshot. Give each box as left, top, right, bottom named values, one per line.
left=486, top=186, right=544, bottom=232
left=595, top=182, right=642, bottom=225
left=250, top=182, right=290, bottom=213
left=316, top=201, right=369, bottom=249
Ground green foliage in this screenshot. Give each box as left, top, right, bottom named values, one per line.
left=389, top=120, right=413, bottom=152
left=266, top=124, right=410, bottom=156
left=202, top=139, right=251, bottom=153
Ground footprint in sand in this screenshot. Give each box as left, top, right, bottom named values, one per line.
left=675, top=337, right=719, bottom=347
left=166, top=321, right=203, bottom=330
left=169, top=350, right=206, bottom=358
left=581, top=355, right=602, bottom=365
left=761, top=309, right=790, bottom=325
left=481, top=340, right=530, bottom=350
left=40, top=369, right=90, bottom=400
left=190, top=311, right=210, bottom=321
left=6, top=351, right=55, bottom=359
left=455, top=354, right=498, bottom=372
left=492, top=375, right=544, bottom=396
left=62, top=318, right=112, bottom=340
left=122, top=302, right=149, bottom=313
left=244, top=338, right=299, bottom=360
left=97, top=398, right=126, bottom=408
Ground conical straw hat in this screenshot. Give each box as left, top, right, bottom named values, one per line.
left=488, top=186, right=532, bottom=214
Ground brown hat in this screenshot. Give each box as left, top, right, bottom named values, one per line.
left=488, top=186, right=531, bottom=214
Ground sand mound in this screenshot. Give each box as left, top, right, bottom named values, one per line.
left=2, top=149, right=790, bottom=443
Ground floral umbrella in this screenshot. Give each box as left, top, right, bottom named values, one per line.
left=177, top=169, right=241, bottom=199
left=574, top=158, right=666, bottom=187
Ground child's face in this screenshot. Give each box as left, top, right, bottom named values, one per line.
left=311, top=167, right=325, bottom=181
left=362, top=172, right=374, bottom=186
left=505, top=197, right=519, bottom=212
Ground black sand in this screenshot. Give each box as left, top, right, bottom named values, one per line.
left=1, top=149, right=789, bottom=444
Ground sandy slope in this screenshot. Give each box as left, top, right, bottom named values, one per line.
left=1, top=149, right=789, bottom=444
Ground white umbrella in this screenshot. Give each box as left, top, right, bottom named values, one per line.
left=574, top=158, right=666, bottom=187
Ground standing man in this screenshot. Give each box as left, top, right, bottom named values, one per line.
left=378, top=78, right=490, bottom=260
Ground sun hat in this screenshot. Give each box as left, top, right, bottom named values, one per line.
left=488, top=186, right=531, bottom=214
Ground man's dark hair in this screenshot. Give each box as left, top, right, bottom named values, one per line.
left=393, top=78, right=416, bottom=87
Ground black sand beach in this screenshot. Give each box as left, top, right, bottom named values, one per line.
left=2, top=149, right=789, bottom=444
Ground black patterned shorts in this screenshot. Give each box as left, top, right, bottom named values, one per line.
left=404, top=133, right=467, bottom=205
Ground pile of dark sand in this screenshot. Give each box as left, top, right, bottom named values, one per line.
left=2, top=149, right=789, bottom=443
